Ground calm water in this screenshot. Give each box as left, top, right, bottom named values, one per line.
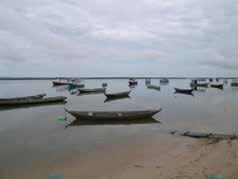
left=0, top=79, right=238, bottom=177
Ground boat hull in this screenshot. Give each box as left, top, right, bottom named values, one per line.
left=79, top=88, right=106, bottom=93
left=174, top=88, right=193, bottom=94
left=0, top=94, right=46, bottom=101
left=67, top=109, right=161, bottom=121
left=104, top=91, right=131, bottom=98
left=0, top=96, right=67, bottom=106
left=210, top=84, right=223, bottom=89
left=52, top=81, right=69, bottom=86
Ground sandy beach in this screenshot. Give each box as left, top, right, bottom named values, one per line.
left=6, top=133, right=238, bottom=179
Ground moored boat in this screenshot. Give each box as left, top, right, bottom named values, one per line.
left=210, top=84, right=224, bottom=89
left=78, top=88, right=106, bottom=93
left=174, top=88, right=193, bottom=94
left=147, top=84, right=160, bottom=90
left=160, top=78, right=169, bottom=84
left=0, top=94, right=46, bottom=101
left=68, top=83, right=85, bottom=89
left=52, top=81, right=70, bottom=86
left=0, top=96, right=67, bottom=106
left=190, top=80, right=209, bottom=88
left=66, top=109, right=162, bottom=121
left=104, top=91, right=131, bottom=98
left=231, top=80, right=238, bottom=87
left=128, top=79, right=138, bottom=85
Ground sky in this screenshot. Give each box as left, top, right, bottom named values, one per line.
left=0, top=0, right=237, bottom=77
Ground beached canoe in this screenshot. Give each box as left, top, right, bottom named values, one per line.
left=104, top=91, right=131, bottom=98
left=0, top=94, right=46, bottom=101
left=78, top=88, right=106, bottom=93
left=66, top=109, right=161, bottom=121
left=147, top=85, right=160, bottom=90
left=174, top=88, right=193, bottom=94
left=210, top=84, right=224, bottom=89
left=0, top=96, right=67, bottom=106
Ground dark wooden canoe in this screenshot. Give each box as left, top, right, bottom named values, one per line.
left=0, top=96, right=67, bottom=106
left=104, top=96, right=130, bottom=103
left=52, top=81, right=70, bottom=86
left=79, top=88, right=106, bottom=93
left=0, top=94, right=46, bottom=101
left=104, top=91, right=131, bottom=98
left=66, top=109, right=162, bottom=121
left=147, top=85, right=160, bottom=90
left=174, top=88, right=193, bottom=94
left=210, top=84, right=224, bottom=89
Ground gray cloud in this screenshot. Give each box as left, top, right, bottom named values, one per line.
left=0, top=0, right=238, bottom=76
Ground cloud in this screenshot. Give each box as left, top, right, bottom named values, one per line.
left=0, top=0, right=238, bottom=76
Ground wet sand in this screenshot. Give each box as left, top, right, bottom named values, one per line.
left=4, top=133, right=238, bottom=179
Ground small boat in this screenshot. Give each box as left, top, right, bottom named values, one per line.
left=104, top=96, right=130, bottom=103
left=231, top=80, right=238, bottom=87
left=210, top=84, right=224, bottom=89
left=128, top=79, right=138, bottom=85
left=52, top=81, right=70, bottom=86
left=0, top=96, right=67, bottom=106
left=209, top=78, right=213, bottom=82
left=66, top=109, right=161, bottom=121
left=0, top=94, right=46, bottom=101
left=160, top=78, right=169, bottom=84
left=104, top=91, right=131, bottom=98
left=147, top=85, right=160, bottom=90
left=68, top=83, right=85, bottom=89
left=190, top=80, right=209, bottom=88
left=102, top=83, right=108, bottom=87
left=174, top=88, right=193, bottom=94
left=78, top=88, right=106, bottom=93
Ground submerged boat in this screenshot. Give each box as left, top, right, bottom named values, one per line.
left=147, top=84, right=160, bottom=90
left=0, top=94, right=46, bottom=101
left=78, top=88, right=106, bottom=93
left=128, top=79, right=138, bottom=85
left=174, top=88, right=193, bottom=94
left=210, top=84, right=224, bottom=89
left=66, top=109, right=162, bottom=121
left=0, top=96, right=67, bottom=106
left=104, top=91, right=131, bottom=98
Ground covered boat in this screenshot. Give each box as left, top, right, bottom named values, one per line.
left=0, top=94, right=46, bottom=101
left=104, top=91, right=131, bottom=98
left=174, top=88, right=193, bottom=94
left=66, top=109, right=161, bottom=121
left=78, top=88, right=106, bottom=93
left=0, top=96, right=67, bottom=106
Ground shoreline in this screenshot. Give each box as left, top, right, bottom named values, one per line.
left=4, top=133, right=238, bottom=179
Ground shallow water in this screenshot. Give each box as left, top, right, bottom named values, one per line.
left=0, top=79, right=237, bottom=178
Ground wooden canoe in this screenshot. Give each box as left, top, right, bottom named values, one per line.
left=147, top=85, right=160, bottom=90
left=79, top=88, right=106, bottom=93
left=66, top=109, right=162, bottom=121
left=174, top=88, right=193, bottom=94
left=0, top=96, right=67, bottom=106
left=52, top=81, right=70, bottom=86
left=104, top=91, right=131, bottom=98
left=210, top=84, right=224, bottom=89
left=0, top=94, right=46, bottom=101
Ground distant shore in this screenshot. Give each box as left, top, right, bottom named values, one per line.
left=0, top=77, right=238, bottom=80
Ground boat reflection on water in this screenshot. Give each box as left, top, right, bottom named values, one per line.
left=66, top=117, right=160, bottom=127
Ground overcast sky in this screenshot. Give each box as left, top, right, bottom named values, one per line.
left=0, top=0, right=237, bottom=77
